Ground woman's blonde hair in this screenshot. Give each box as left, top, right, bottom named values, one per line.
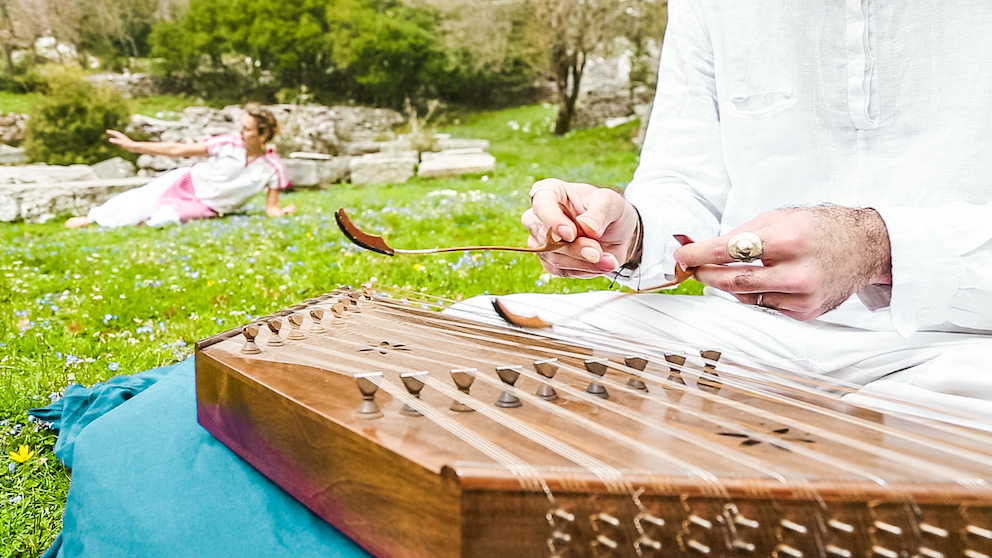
left=244, top=103, right=281, bottom=143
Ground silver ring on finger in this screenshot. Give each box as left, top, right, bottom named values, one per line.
left=728, top=232, right=763, bottom=263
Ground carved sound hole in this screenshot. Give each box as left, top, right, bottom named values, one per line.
left=717, top=427, right=816, bottom=452
left=360, top=341, right=411, bottom=355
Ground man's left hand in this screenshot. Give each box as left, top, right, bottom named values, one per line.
left=673, top=206, right=893, bottom=321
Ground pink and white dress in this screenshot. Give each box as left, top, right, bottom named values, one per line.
left=87, top=134, right=290, bottom=228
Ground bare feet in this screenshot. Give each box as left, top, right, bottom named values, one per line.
left=65, top=216, right=92, bottom=228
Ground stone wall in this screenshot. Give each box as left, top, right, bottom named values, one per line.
left=0, top=163, right=147, bottom=223
left=86, top=72, right=167, bottom=98
left=0, top=113, right=27, bottom=145
left=130, top=104, right=404, bottom=157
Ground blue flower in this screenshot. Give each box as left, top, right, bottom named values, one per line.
left=190, top=271, right=200, bottom=279
left=247, top=257, right=256, bottom=264
left=65, top=355, right=80, bottom=365
left=136, top=326, right=153, bottom=334
left=7, top=463, right=15, bottom=474
left=108, top=362, right=119, bottom=372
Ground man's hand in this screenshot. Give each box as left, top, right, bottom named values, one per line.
left=674, top=206, right=892, bottom=321
left=521, top=178, right=641, bottom=278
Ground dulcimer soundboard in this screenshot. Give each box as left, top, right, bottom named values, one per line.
left=196, top=284, right=992, bottom=558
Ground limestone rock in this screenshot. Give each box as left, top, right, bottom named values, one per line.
left=436, top=138, right=489, bottom=151
left=0, top=177, right=150, bottom=223
left=0, top=113, right=28, bottom=144
left=0, top=164, right=98, bottom=185
left=289, top=152, right=332, bottom=160
left=420, top=147, right=484, bottom=162
left=0, top=145, right=27, bottom=165
left=285, top=157, right=351, bottom=187
left=91, top=157, right=136, bottom=179
left=417, top=153, right=496, bottom=178
left=349, top=155, right=415, bottom=185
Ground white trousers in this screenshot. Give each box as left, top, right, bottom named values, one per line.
left=87, top=168, right=186, bottom=228
left=449, top=290, right=992, bottom=430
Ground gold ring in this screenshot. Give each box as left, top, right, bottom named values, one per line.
left=728, top=232, right=763, bottom=262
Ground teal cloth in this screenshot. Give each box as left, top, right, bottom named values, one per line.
left=31, top=358, right=371, bottom=558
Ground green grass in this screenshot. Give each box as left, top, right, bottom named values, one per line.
left=0, top=92, right=215, bottom=118
left=0, top=104, right=700, bottom=557
left=0, top=92, right=44, bottom=115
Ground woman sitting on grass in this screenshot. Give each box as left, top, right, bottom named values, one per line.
left=65, top=104, right=295, bottom=228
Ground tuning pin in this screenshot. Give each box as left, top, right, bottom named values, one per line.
left=347, top=291, right=363, bottom=312
left=584, top=358, right=609, bottom=399
left=354, top=373, right=384, bottom=419
left=698, top=350, right=722, bottom=392
left=533, top=358, right=559, bottom=401
left=309, top=308, right=326, bottom=334
left=265, top=319, right=285, bottom=346
left=664, top=354, right=687, bottom=384
left=329, top=301, right=348, bottom=325
left=241, top=325, right=262, bottom=354
left=495, top=365, right=524, bottom=408
left=449, top=368, right=477, bottom=412
left=286, top=313, right=306, bottom=340
left=624, top=355, right=649, bottom=392
left=361, top=281, right=375, bottom=300
left=399, top=371, right=429, bottom=417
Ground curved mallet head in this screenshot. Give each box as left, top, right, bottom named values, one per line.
left=336, top=208, right=394, bottom=256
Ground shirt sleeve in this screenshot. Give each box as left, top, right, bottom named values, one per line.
left=618, top=0, right=732, bottom=289
left=263, top=152, right=291, bottom=190
left=874, top=202, right=992, bottom=336
left=204, top=134, right=245, bottom=158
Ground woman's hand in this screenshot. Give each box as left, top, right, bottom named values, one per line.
left=106, top=130, right=139, bottom=152
left=266, top=203, right=296, bottom=217
left=521, top=178, right=641, bottom=278
left=674, top=206, right=892, bottom=321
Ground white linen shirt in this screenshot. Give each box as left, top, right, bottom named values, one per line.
left=191, top=134, right=288, bottom=214
left=624, top=0, right=992, bottom=337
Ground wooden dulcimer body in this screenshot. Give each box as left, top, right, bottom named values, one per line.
left=196, top=286, right=992, bottom=558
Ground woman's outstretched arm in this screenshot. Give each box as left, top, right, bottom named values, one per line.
left=265, top=189, right=296, bottom=217
left=107, top=130, right=208, bottom=158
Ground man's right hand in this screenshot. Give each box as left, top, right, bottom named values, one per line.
left=521, top=178, right=641, bottom=278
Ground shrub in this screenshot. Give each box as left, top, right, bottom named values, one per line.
left=24, top=68, right=133, bottom=165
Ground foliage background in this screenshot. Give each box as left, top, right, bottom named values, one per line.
left=0, top=105, right=699, bottom=556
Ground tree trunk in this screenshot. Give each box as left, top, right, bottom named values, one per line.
left=553, top=50, right=586, bottom=136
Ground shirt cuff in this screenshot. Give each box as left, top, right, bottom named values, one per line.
left=613, top=195, right=684, bottom=289
left=874, top=206, right=961, bottom=337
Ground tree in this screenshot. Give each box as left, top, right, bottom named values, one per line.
left=530, top=0, right=656, bottom=135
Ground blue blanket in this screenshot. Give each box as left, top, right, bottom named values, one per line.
left=32, top=358, right=370, bottom=558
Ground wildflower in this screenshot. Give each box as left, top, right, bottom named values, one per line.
left=65, top=355, right=80, bottom=365
left=136, top=326, right=153, bottom=334
left=7, top=462, right=15, bottom=474
left=8, top=445, right=34, bottom=463
left=8, top=495, right=23, bottom=504
left=108, top=362, right=120, bottom=372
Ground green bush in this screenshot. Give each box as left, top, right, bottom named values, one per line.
left=148, top=0, right=541, bottom=109
left=24, top=68, right=133, bottom=165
